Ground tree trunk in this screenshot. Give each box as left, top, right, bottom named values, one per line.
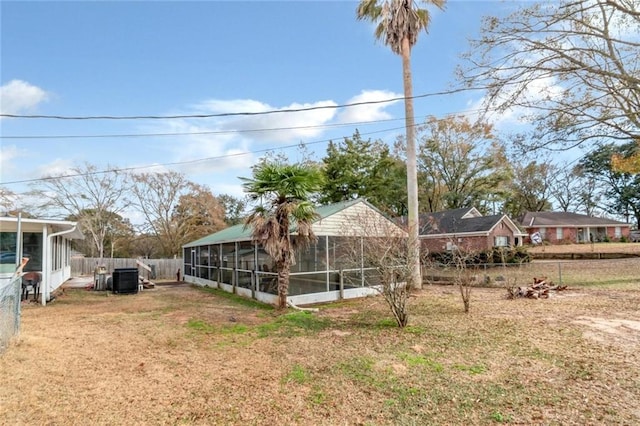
left=277, top=260, right=289, bottom=310
left=402, top=36, right=422, bottom=290
left=275, top=211, right=292, bottom=310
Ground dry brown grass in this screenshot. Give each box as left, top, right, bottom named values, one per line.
left=2, top=281, right=640, bottom=425
left=528, top=242, right=640, bottom=255
left=475, top=257, right=640, bottom=287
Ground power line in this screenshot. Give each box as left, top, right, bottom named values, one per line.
left=0, top=125, right=408, bottom=186
left=0, top=88, right=474, bottom=120
left=1, top=105, right=493, bottom=140
left=0, top=117, right=403, bottom=140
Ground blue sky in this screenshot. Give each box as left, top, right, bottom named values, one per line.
left=1, top=1, right=517, bottom=205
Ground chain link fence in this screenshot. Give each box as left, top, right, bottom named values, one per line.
left=0, top=275, right=21, bottom=355
left=424, top=257, right=640, bottom=287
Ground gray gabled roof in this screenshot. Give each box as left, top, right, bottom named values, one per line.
left=418, top=208, right=504, bottom=235
left=396, top=207, right=526, bottom=237
left=183, top=198, right=368, bottom=248
left=521, top=211, right=629, bottom=228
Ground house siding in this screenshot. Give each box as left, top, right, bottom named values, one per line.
left=525, top=225, right=630, bottom=243
left=313, top=203, right=398, bottom=237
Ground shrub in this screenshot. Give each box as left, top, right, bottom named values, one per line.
left=426, top=246, right=531, bottom=265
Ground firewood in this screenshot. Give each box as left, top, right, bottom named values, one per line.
left=506, top=277, right=568, bottom=299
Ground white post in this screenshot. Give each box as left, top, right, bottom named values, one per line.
left=42, top=225, right=48, bottom=306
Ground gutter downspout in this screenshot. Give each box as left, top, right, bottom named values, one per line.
left=42, top=225, right=78, bottom=306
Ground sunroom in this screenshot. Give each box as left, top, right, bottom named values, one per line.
left=0, top=216, right=84, bottom=305
left=183, top=199, right=406, bottom=305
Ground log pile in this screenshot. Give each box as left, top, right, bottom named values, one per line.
left=507, top=276, right=568, bottom=299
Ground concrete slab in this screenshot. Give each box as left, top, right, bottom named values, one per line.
left=63, top=276, right=94, bottom=289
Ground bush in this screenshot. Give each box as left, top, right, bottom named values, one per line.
left=426, top=246, right=531, bottom=266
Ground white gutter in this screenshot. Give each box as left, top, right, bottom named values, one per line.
left=42, top=224, right=79, bottom=306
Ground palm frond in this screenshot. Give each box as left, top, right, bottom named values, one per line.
left=357, top=0, right=446, bottom=53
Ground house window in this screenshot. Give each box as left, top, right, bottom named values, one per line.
left=538, top=228, right=546, bottom=239
left=556, top=227, right=563, bottom=240
left=494, top=236, right=509, bottom=247
left=614, top=227, right=621, bottom=238
left=0, top=232, right=43, bottom=272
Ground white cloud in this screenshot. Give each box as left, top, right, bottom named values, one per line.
left=195, top=98, right=338, bottom=143
left=213, top=182, right=246, bottom=199
left=0, top=145, right=22, bottom=178
left=336, top=90, right=402, bottom=124
left=35, top=158, right=75, bottom=178
left=0, top=80, right=49, bottom=115
left=137, top=91, right=402, bottom=196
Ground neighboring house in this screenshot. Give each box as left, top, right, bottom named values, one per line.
left=183, top=199, right=406, bottom=305
left=520, top=211, right=632, bottom=244
left=414, top=207, right=527, bottom=253
left=0, top=216, right=84, bottom=305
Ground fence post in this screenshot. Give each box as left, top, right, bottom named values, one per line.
left=339, top=270, right=344, bottom=300
left=14, top=276, right=20, bottom=335
left=558, top=262, right=563, bottom=285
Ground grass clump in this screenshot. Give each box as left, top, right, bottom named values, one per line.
left=399, top=353, right=444, bottom=372
left=186, top=319, right=215, bottom=333
left=197, top=286, right=273, bottom=310
left=257, top=311, right=331, bottom=338
left=283, top=364, right=310, bottom=384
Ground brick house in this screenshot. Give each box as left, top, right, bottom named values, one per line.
left=417, top=208, right=527, bottom=253
left=520, top=211, right=632, bottom=243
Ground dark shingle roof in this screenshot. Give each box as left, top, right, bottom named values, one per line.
left=418, top=208, right=503, bottom=235
left=521, top=211, right=629, bottom=228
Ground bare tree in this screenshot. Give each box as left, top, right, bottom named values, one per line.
left=131, top=171, right=207, bottom=258
left=503, top=160, right=556, bottom=219
left=173, top=184, right=227, bottom=248
left=575, top=173, right=603, bottom=216
left=450, top=249, right=476, bottom=314
left=34, top=163, right=130, bottom=259
left=549, top=163, right=583, bottom=212
left=424, top=242, right=480, bottom=314
left=459, top=0, right=640, bottom=152
left=0, top=187, right=23, bottom=216
left=338, top=209, right=413, bottom=327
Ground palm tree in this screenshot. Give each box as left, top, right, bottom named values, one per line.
left=357, top=0, right=445, bottom=289
left=240, top=161, right=323, bottom=309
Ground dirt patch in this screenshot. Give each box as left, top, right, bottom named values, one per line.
left=574, top=316, right=640, bottom=349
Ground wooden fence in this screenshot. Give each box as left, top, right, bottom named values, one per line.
left=71, top=258, right=183, bottom=280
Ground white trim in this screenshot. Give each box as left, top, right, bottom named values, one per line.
left=461, top=207, right=482, bottom=219
left=524, top=224, right=629, bottom=229
left=421, top=231, right=490, bottom=239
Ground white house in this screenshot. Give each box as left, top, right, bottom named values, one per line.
left=0, top=216, right=84, bottom=305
